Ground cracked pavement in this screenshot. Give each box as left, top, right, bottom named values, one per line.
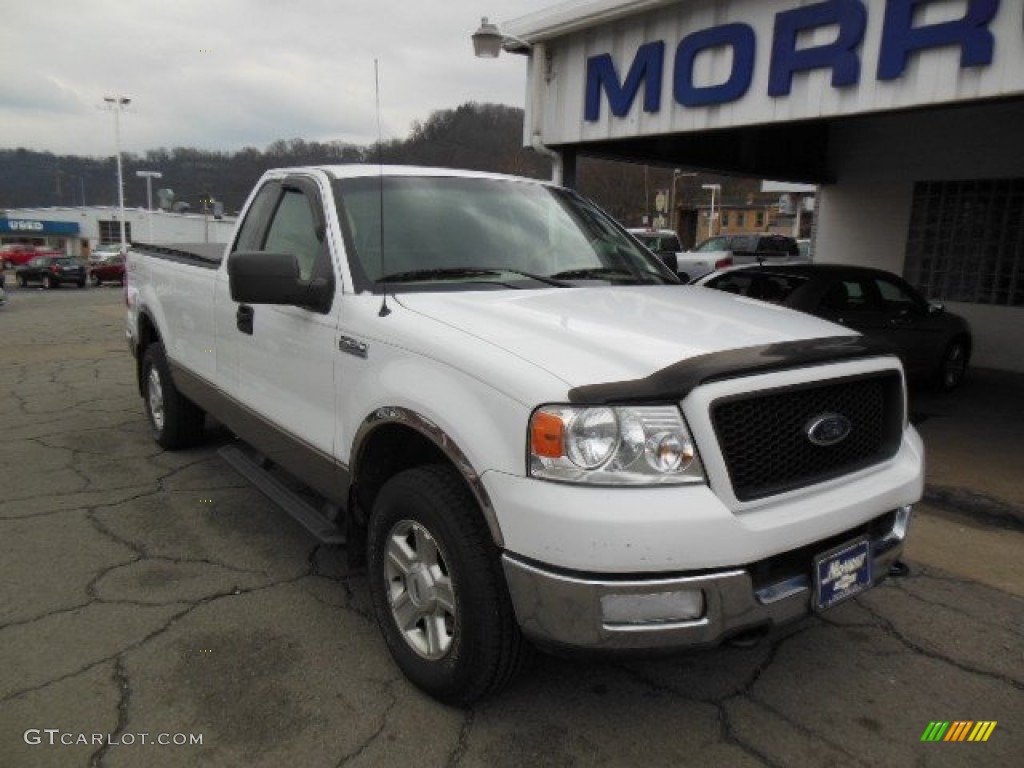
left=1, top=286, right=1021, bottom=767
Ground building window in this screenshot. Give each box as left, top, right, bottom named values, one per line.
left=721, top=211, right=730, bottom=228
left=755, top=211, right=765, bottom=228
left=99, top=220, right=132, bottom=245
left=905, top=178, right=1024, bottom=307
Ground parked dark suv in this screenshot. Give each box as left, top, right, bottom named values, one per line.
left=16, top=256, right=87, bottom=289
left=690, top=233, right=801, bottom=262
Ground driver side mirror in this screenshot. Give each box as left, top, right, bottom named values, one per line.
left=228, top=251, right=331, bottom=312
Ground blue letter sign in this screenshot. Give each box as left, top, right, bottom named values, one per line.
left=585, top=41, right=665, bottom=120
left=674, top=23, right=757, bottom=106
left=877, top=0, right=998, bottom=80
left=769, top=0, right=868, bottom=97
left=581, top=0, right=1003, bottom=122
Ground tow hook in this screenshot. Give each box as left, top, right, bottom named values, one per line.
left=888, top=560, right=910, bottom=578
left=726, top=626, right=770, bottom=648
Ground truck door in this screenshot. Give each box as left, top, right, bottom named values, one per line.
left=215, top=174, right=340, bottom=477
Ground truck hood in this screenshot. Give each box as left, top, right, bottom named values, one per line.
left=395, top=286, right=855, bottom=389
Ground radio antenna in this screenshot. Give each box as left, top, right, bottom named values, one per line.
left=375, top=58, right=391, bottom=317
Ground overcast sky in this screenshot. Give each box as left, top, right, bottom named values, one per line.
left=1, top=0, right=561, bottom=158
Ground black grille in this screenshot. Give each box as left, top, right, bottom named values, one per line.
left=712, top=373, right=903, bottom=501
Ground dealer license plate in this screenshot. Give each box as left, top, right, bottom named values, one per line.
left=813, top=537, right=872, bottom=611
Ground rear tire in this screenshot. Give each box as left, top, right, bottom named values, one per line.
left=43, top=274, right=56, bottom=290
left=141, top=342, right=205, bottom=449
left=17, top=273, right=27, bottom=287
left=367, top=465, right=530, bottom=705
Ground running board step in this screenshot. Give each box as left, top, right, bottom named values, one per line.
left=218, top=445, right=346, bottom=545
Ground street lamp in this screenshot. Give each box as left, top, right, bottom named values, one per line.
left=471, top=17, right=531, bottom=57
left=103, top=95, right=131, bottom=252
left=473, top=17, right=568, bottom=186
left=136, top=170, right=163, bottom=242
left=702, top=183, right=721, bottom=239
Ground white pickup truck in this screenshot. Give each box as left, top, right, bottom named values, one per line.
left=126, top=165, right=923, bottom=704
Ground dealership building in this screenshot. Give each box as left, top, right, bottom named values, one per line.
left=487, top=0, right=1024, bottom=373
left=0, top=206, right=237, bottom=260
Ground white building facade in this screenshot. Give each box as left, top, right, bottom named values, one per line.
left=1, top=206, right=237, bottom=258
left=502, top=0, right=1024, bottom=372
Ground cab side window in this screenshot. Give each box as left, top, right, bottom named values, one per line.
left=264, top=189, right=321, bottom=281
left=233, top=182, right=280, bottom=253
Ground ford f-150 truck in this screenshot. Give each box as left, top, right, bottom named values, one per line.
left=126, top=165, right=923, bottom=705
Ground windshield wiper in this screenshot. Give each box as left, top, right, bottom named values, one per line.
left=377, top=267, right=569, bottom=288
left=548, top=267, right=661, bottom=284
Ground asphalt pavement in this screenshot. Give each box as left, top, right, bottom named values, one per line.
left=1, top=284, right=1021, bottom=768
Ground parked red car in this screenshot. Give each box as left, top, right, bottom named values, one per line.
left=89, top=254, right=126, bottom=286
left=1, top=243, right=63, bottom=269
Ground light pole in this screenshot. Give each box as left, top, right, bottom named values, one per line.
left=136, top=170, right=162, bottom=242
left=702, top=183, right=721, bottom=239
left=103, top=95, right=131, bottom=252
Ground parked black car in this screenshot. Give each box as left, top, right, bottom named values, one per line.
left=696, top=264, right=972, bottom=390
left=16, top=256, right=87, bottom=289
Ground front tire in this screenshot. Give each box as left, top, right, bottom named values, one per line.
left=141, top=342, right=205, bottom=449
left=91, top=274, right=101, bottom=286
left=17, top=273, right=27, bottom=287
left=43, top=274, right=56, bottom=290
left=367, top=465, right=530, bottom=705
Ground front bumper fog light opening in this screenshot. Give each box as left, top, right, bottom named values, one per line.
left=600, top=590, right=704, bottom=626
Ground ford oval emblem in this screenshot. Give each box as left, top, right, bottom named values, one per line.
left=804, top=412, right=852, bottom=447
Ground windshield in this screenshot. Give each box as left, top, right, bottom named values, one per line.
left=694, top=236, right=732, bottom=253
left=333, top=176, right=676, bottom=291
left=633, top=232, right=681, bottom=253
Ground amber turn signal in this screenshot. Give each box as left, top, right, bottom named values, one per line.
left=530, top=411, right=565, bottom=458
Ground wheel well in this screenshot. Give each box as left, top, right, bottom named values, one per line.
left=135, top=312, right=162, bottom=395
left=352, top=424, right=450, bottom=525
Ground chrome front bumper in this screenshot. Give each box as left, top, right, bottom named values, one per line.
left=502, top=506, right=912, bottom=651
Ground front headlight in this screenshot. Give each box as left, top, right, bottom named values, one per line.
left=529, top=405, right=705, bottom=485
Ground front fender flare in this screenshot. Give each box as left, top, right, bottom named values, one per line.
left=351, top=406, right=503, bottom=547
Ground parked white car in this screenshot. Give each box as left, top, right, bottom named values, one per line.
left=674, top=233, right=809, bottom=281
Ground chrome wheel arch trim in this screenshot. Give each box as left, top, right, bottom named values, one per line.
left=352, top=406, right=503, bottom=547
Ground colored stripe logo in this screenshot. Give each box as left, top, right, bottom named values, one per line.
left=921, top=721, right=997, bottom=742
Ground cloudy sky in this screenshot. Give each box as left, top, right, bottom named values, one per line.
left=1, top=0, right=563, bottom=157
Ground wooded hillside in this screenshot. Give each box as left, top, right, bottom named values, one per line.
left=1, top=102, right=759, bottom=229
